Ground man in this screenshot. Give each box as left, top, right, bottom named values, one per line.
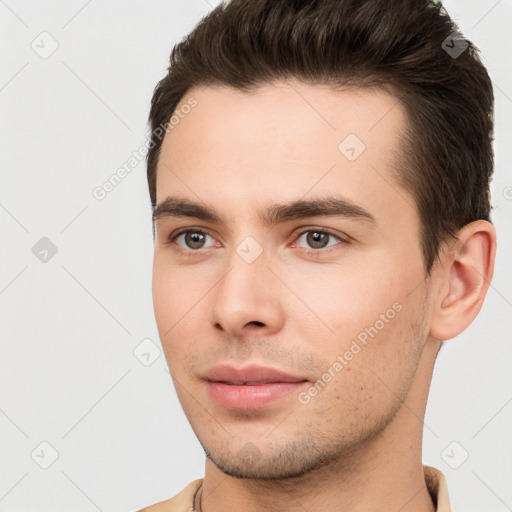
left=140, top=0, right=496, bottom=510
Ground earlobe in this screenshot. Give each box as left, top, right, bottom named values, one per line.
left=429, top=220, right=496, bottom=341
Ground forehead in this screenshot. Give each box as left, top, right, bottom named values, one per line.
left=155, top=80, right=415, bottom=228
left=162, top=80, right=406, bottom=160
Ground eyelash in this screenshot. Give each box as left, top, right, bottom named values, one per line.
left=166, top=227, right=347, bottom=256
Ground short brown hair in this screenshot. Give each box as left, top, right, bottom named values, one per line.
left=146, top=0, right=494, bottom=273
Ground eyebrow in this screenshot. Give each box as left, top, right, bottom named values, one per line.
left=153, top=195, right=376, bottom=226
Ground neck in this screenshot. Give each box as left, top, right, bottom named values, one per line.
left=199, top=339, right=440, bottom=512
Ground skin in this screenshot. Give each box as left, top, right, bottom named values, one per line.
left=150, top=80, right=496, bottom=512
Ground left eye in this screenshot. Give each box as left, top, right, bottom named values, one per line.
left=172, top=230, right=216, bottom=250
left=295, top=230, right=342, bottom=250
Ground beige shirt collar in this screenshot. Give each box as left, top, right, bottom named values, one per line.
left=139, top=465, right=452, bottom=511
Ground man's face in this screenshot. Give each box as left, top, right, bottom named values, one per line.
left=152, top=81, right=434, bottom=478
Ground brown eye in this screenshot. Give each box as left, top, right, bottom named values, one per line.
left=184, top=232, right=207, bottom=249
left=295, top=230, right=342, bottom=250
left=170, top=230, right=216, bottom=250
left=306, top=232, right=330, bottom=248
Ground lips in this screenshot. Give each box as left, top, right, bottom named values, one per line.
left=202, top=364, right=309, bottom=410
left=202, top=364, right=308, bottom=385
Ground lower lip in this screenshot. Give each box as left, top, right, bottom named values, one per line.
left=206, top=381, right=308, bottom=410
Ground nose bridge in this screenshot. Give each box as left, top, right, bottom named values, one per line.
left=219, top=235, right=272, bottom=307
left=210, top=234, right=282, bottom=334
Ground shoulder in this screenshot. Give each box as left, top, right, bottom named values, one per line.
left=137, top=479, right=203, bottom=512
left=423, top=465, right=452, bottom=512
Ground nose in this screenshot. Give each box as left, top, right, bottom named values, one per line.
left=209, top=243, right=285, bottom=338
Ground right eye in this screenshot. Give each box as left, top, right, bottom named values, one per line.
left=168, top=229, right=218, bottom=252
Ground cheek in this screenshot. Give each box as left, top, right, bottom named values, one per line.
left=152, top=257, right=204, bottom=371
left=280, top=262, right=408, bottom=347
left=287, top=264, right=425, bottom=397
left=152, top=254, right=210, bottom=330
left=300, top=308, right=425, bottom=435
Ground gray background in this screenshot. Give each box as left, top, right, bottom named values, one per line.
left=0, top=1, right=510, bottom=511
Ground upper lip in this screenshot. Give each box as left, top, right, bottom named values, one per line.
left=202, top=364, right=308, bottom=385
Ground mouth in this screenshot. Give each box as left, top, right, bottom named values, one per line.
left=202, top=364, right=309, bottom=410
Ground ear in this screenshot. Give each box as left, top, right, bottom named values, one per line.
left=429, top=220, right=497, bottom=342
